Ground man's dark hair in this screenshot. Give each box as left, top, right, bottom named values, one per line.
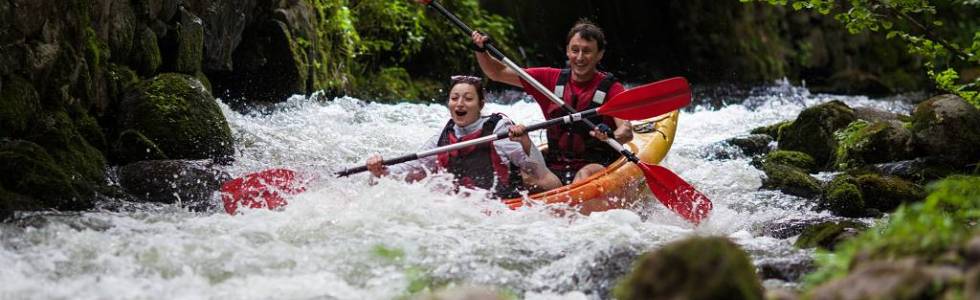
left=566, top=19, right=606, bottom=51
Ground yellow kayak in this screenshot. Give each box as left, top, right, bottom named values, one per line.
left=503, top=110, right=680, bottom=214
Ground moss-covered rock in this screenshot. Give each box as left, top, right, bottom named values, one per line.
left=106, top=63, right=140, bottom=101
left=175, top=7, right=204, bottom=75
left=350, top=67, right=424, bottom=102
left=854, top=174, right=925, bottom=213
left=778, top=100, right=857, bottom=169
left=834, top=120, right=915, bottom=170
left=795, top=220, right=868, bottom=250
left=29, top=110, right=107, bottom=184
left=750, top=120, right=792, bottom=140
left=807, top=259, right=945, bottom=299
left=0, top=75, right=41, bottom=137
left=821, top=174, right=867, bottom=217
left=131, top=25, right=162, bottom=76
left=614, top=236, right=763, bottom=300
left=71, top=107, right=108, bottom=154
left=117, top=73, right=233, bottom=161
left=757, top=150, right=817, bottom=173
left=112, top=129, right=168, bottom=165
left=105, top=0, right=137, bottom=64
left=0, top=139, right=93, bottom=212
left=910, top=94, right=980, bottom=167
left=759, top=161, right=822, bottom=198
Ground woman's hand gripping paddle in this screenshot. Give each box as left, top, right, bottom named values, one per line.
left=419, top=0, right=713, bottom=224
left=219, top=78, right=694, bottom=215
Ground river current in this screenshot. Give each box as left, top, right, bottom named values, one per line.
left=0, top=81, right=914, bottom=299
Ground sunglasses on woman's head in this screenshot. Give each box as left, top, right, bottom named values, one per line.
left=450, top=75, right=482, bottom=85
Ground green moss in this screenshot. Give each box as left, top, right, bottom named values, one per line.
left=112, top=129, right=167, bottom=165
left=0, top=139, right=91, bottom=210
left=175, top=9, right=204, bottom=74
left=350, top=67, right=423, bottom=102
left=29, top=111, right=107, bottom=183
left=805, top=175, right=980, bottom=288
left=795, top=221, right=868, bottom=250
left=107, top=63, right=140, bottom=99
left=750, top=120, right=793, bottom=140
left=615, top=236, right=763, bottom=300
left=760, top=162, right=822, bottom=198
left=0, top=75, right=41, bottom=137
left=855, top=174, right=925, bottom=212
left=822, top=175, right=868, bottom=217
left=83, top=27, right=107, bottom=69
left=119, top=73, right=233, bottom=160
left=764, top=150, right=817, bottom=173
left=72, top=108, right=108, bottom=154
left=372, top=244, right=405, bottom=261
left=833, top=120, right=871, bottom=169
left=778, top=100, right=857, bottom=169
left=131, top=26, right=162, bottom=76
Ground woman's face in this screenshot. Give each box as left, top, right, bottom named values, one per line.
left=447, top=83, right=483, bottom=127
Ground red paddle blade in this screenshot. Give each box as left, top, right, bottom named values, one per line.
left=638, top=163, right=712, bottom=224
left=220, top=168, right=306, bottom=215
left=599, top=77, right=691, bottom=121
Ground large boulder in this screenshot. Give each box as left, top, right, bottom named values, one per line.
left=614, top=236, right=763, bottom=300
left=116, top=73, right=233, bottom=162
left=834, top=120, right=915, bottom=169
left=0, top=139, right=95, bottom=215
left=778, top=100, right=857, bottom=169
left=854, top=174, right=925, bottom=212
left=182, top=0, right=260, bottom=72
left=117, top=160, right=230, bottom=210
left=759, top=161, right=822, bottom=198
left=909, top=94, right=980, bottom=167
left=0, top=74, right=41, bottom=137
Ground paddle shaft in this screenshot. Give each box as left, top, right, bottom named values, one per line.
left=424, top=0, right=640, bottom=163
left=335, top=108, right=600, bottom=177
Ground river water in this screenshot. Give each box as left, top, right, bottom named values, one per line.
left=0, top=81, right=914, bottom=299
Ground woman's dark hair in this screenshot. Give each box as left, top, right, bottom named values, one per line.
left=566, top=19, right=606, bottom=51
left=449, top=75, right=486, bottom=102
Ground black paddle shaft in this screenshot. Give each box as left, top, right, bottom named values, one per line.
left=424, top=0, right=640, bottom=163
left=334, top=109, right=601, bottom=177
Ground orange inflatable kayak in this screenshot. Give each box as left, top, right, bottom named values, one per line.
left=502, top=110, right=680, bottom=214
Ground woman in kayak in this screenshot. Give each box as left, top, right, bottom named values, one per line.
left=365, top=75, right=561, bottom=198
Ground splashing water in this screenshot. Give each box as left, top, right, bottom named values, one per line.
left=0, top=81, right=916, bottom=299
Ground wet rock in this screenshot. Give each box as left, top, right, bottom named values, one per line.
left=106, top=63, right=139, bottom=102
left=0, top=74, right=41, bottom=137
left=759, top=162, right=822, bottom=198
left=705, top=134, right=773, bottom=159
left=964, top=234, right=980, bottom=268
left=106, top=0, right=137, bottom=64
left=853, top=106, right=908, bottom=123
left=212, top=18, right=308, bottom=102
left=117, top=73, right=233, bottom=161
left=758, top=257, right=814, bottom=282
left=749, top=120, right=792, bottom=140
left=778, top=100, right=857, bottom=169
left=753, top=150, right=817, bottom=173
left=795, top=220, right=868, bottom=250
left=174, top=7, right=204, bottom=75
left=834, top=120, right=915, bottom=170
left=8, top=211, right=113, bottom=231
left=807, top=259, right=950, bottom=300
left=853, top=174, right=924, bottom=213
left=111, top=129, right=168, bottom=165
left=821, top=174, right=868, bottom=217
left=117, top=160, right=230, bottom=210
left=910, top=94, right=980, bottom=167
left=871, top=157, right=960, bottom=184
left=130, top=25, right=162, bottom=76
left=0, top=139, right=94, bottom=213
left=614, top=236, right=763, bottom=300
left=757, top=217, right=834, bottom=239
left=182, top=0, right=259, bottom=72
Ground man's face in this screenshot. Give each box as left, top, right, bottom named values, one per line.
left=566, top=33, right=604, bottom=80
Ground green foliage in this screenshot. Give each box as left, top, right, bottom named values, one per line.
left=804, top=175, right=980, bottom=288
left=833, top=120, right=870, bottom=169
left=743, top=0, right=979, bottom=105
left=305, top=0, right=515, bottom=101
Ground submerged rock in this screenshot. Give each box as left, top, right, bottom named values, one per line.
left=614, top=236, right=763, bottom=300
left=795, top=220, right=868, bottom=250
left=117, top=160, right=230, bottom=210
left=704, top=134, right=773, bottom=160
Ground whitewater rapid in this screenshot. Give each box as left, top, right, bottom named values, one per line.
left=0, top=82, right=915, bottom=299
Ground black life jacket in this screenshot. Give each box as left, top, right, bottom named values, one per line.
left=436, top=114, right=523, bottom=198
left=545, top=68, right=621, bottom=172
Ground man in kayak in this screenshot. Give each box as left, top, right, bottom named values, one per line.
left=470, top=20, right=633, bottom=185
left=365, top=76, right=562, bottom=198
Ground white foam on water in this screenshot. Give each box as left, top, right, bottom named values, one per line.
left=0, top=82, right=916, bottom=299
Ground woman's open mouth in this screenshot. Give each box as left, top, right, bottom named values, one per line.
left=454, top=110, right=468, bottom=117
